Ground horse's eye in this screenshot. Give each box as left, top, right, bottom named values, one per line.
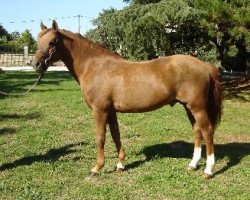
left=49, top=40, right=56, bottom=46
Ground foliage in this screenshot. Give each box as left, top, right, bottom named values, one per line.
left=123, top=0, right=161, bottom=4
left=0, top=36, right=9, bottom=52
left=194, top=0, right=250, bottom=71
left=0, top=71, right=249, bottom=199
left=10, top=31, right=20, bottom=40
left=19, top=30, right=36, bottom=47
left=0, top=25, right=10, bottom=38
left=87, top=0, right=249, bottom=71
left=0, top=28, right=36, bottom=53
left=87, top=0, right=208, bottom=61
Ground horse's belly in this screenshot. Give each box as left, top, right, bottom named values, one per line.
left=113, top=87, right=173, bottom=112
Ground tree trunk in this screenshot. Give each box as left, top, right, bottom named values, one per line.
left=235, top=40, right=248, bottom=72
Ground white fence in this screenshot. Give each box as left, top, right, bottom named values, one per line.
left=0, top=53, right=34, bottom=67
left=0, top=53, right=64, bottom=67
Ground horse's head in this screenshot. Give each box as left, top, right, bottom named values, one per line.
left=32, top=20, right=62, bottom=73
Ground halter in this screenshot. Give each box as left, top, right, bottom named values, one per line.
left=45, top=45, right=57, bottom=66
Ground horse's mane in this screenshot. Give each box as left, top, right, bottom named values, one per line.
left=59, top=29, right=121, bottom=58
left=38, top=29, right=51, bottom=38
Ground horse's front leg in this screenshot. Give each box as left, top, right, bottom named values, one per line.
left=90, top=109, right=108, bottom=175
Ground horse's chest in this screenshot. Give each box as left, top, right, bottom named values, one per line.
left=81, top=82, right=111, bottom=110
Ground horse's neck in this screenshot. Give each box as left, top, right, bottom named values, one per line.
left=57, top=43, right=76, bottom=83
left=60, top=38, right=89, bottom=83
left=61, top=35, right=121, bottom=84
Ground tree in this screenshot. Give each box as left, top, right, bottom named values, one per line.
left=0, top=25, right=9, bottom=38
left=0, top=25, right=10, bottom=52
left=194, top=0, right=250, bottom=71
left=87, top=0, right=249, bottom=71
left=0, top=27, right=37, bottom=53
left=10, top=31, right=20, bottom=41
left=0, top=35, right=9, bottom=51
left=18, top=30, right=36, bottom=49
left=87, top=0, right=204, bottom=60
left=123, top=0, right=161, bottom=4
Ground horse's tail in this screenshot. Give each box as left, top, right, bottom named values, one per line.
left=207, top=66, right=223, bottom=128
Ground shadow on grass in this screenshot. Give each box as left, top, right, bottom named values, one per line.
left=0, top=71, right=74, bottom=99
left=125, top=141, right=250, bottom=176
left=0, top=112, right=40, bottom=121
left=0, top=112, right=41, bottom=136
left=223, top=80, right=250, bottom=102
left=0, top=127, right=16, bottom=135
left=0, top=142, right=88, bottom=171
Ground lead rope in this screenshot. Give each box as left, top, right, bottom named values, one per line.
left=0, top=46, right=56, bottom=96
left=0, top=73, right=44, bottom=96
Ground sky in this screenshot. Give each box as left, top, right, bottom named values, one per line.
left=0, top=0, right=127, bottom=38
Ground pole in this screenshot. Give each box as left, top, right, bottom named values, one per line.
left=77, top=15, right=82, bottom=34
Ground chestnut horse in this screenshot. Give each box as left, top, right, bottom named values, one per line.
left=32, top=21, right=222, bottom=178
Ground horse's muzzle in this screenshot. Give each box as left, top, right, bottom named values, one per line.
left=32, top=60, right=48, bottom=73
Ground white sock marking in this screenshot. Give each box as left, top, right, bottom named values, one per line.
left=116, top=162, right=124, bottom=170
left=204, top=154, right=215, bottom=175
left=189, top=147, right=202, bottom=168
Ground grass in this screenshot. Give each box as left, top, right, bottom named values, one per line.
left=0, top=71, right=249, bottom=200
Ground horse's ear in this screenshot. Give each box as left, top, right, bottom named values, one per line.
left=52, top=20, right=59, bottom=30
left=40, top=22, right=47, bottom=30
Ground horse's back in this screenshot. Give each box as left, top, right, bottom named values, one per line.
left=83, top=54, right=215, bottom=112
left=108, top=55, right=212, bottom=112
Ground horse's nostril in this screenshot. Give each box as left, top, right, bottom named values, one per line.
left=36, top=61, right=41, bottom=68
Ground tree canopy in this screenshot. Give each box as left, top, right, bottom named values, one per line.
left=194, top=0, right=249, bottom=71
left=86, top=0, right=249, bottom=71
left=0, top=28, right=36, bottom=53
left=0, top=25, right=9, bottom=38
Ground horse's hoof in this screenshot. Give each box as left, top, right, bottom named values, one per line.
left=86, top=171, right=98, bottom=178
left=203, top=173, right=214, bottom=179
left=187, top=166, right=197, bottom=172
left=116, top=167, right=124, bottom=172
left=113, top=166, right=124, bottom=172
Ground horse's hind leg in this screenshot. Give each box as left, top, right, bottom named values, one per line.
left=108, top=109, right=125, bottom=171
left=185, top=106, right=202, bottom=171
left=190, top=107, right=215, bottom=178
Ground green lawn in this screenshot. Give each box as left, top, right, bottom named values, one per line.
left=0, top=71, right=249, bottom=200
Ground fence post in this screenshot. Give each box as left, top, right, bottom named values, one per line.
left=24, top=45, right=29, bottom=65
